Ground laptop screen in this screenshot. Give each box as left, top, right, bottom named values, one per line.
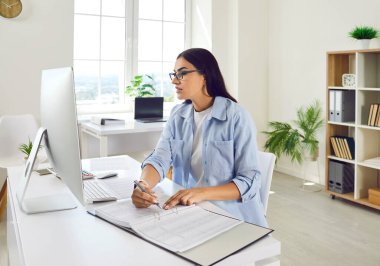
left=134, top=97, right=164, bottom=119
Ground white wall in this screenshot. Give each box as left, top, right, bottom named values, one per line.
left=0, top=0, right=74, bottom=123
left=268, top=0, right=380, bottom=183
left=236, top=0, right=268, bottom=147
left=192, top=0, right=269, bottom=147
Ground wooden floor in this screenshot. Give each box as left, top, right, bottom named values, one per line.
left=1, top=171, right=380, bottom=266
left=267, top=171, right=380, bottom=266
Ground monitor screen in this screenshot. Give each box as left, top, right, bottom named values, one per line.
left=40, top=67, right=84, bottom=205
left=17, top=67, right=84, bottom=213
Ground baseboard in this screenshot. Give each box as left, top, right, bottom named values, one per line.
left=275, top=164, right=323, bottom=185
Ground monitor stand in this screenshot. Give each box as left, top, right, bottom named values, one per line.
left=16, top=127, right=77, bottom=214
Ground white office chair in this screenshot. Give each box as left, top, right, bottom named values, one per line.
left=258, top=151, right=276, bottom=216
left=0, top=114, right=39, bottom=213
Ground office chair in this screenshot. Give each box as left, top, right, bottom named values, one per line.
left=0, top=114, right=39, bottom=214
left=258, top=151, right=276, bottom=216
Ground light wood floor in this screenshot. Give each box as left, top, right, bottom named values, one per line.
left=267, top=171, right=380, bottom=266
left=1, top=171, right=379, bottom=266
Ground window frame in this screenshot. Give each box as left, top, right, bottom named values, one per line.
left=74, top=0, right=192, bottom=115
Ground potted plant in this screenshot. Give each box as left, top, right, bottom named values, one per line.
left=263, top=100, right=324, bottom=164
left=349, top=26, right=379, bottom=49
left=125, top=74, right=156, bottom=97
left=19, top=138, right=35, bottom=160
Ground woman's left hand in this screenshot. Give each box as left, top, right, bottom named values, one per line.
left=163, top=188, right=206, bottom=210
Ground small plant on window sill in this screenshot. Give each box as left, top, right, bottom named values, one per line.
left=125, top=74, right=156, bottom=97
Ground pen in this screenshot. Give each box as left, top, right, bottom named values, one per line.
left=133, top=180, right=162, bottom=209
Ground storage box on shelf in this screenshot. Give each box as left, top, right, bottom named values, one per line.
left=326, top=49, right=380, bottom=210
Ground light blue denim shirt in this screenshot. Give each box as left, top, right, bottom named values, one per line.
left=142, top=96, right=267, bottom=227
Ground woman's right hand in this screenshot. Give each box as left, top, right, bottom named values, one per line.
left=131, top=180, right=158, bottom=208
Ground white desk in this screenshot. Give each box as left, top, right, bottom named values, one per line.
left=80, top=120, right=165, bottom=158
left=7, top=156, right=280, bottom=266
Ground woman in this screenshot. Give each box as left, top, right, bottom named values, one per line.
left=132, top=48, right=267, bottom=227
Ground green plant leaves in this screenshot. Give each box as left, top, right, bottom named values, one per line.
left=349, top=26, right=379, bottom=40
left=125, top=74, right=156, bottom=97
left=263, top=100, right=324, bottom=164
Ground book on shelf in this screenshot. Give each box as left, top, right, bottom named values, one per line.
left=376, top=105, right=380, bottom=127
left=367, top=104, right=374, bottom=126
left=367, top=103, right=380, bottom=127
left=90, top=116, right=125, bottom=126
left=330, top=136, right=355, bottom=160
left=88, top=188, right=273, bottom=265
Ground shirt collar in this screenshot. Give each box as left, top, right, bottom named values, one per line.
left=178, top=96, right=228, bottom=121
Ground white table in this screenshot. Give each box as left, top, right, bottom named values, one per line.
left=80, top=119, right=165, bottom=158
left=7, top=156, right=281, bottom=266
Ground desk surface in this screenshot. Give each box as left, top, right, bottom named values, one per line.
left=81, top=120, right=165, bottom=136
left=7, top=156, right=280, bottom=266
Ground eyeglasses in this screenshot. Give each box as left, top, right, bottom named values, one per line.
left=169, top=70, right=200, bottom=81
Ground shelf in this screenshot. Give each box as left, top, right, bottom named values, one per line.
left=328, top=121, right=355, bottom=127
left=328, top=156, right=355, bottom=164
left=328, top=86, right=356, bottom=90
left=328, top=191, right=380, bottom=211
left=326, top=50, right=380, bottom=211
left=357, top=87, right=380, bottom=91
left=358, top=161, right=380, bottom=170
left=357, top=124, right=380, bottom=130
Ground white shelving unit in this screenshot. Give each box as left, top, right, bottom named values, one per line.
left=326, top=49, right=380, bottom=210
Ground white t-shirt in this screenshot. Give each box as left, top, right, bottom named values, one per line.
left=190, top=107, right=212, bottom=186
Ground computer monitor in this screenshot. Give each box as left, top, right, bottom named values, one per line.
left=17, top=67, right=84, bottom=214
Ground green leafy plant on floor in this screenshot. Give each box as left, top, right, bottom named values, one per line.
left=125, top=74, right=156, bottom=97
left=349, top=26, right=379, bottom=40
left=18, top=138, right=42, bottom=159
left=263, top=100, right=324, bottom=164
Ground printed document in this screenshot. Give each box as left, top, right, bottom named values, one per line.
left=93, top=190, right=243, bottom=252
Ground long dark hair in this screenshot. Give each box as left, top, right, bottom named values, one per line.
left=177, top=48, right=237, bottom=103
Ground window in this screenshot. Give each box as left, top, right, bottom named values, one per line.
left=73, top=0, right=189, bottom=113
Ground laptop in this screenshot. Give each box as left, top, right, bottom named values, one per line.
left=134, top=97, right=167, bottom=123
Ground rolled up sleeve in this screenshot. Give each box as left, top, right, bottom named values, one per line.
left=231, top=109, right=261, bottom=202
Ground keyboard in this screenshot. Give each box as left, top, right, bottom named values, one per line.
left=84, top=180, right=117, bottom=203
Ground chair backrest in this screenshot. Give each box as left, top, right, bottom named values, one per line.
left=0, top=114, right=38, bottom=166
left=258, top=151, right=276, bottom=215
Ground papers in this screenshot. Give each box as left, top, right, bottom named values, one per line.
left=92, top=189, right=243, bottom=252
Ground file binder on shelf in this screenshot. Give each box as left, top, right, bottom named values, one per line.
left=334, top=90, right=355, bottom=123
left=329, top=90, right=336, bottom=121
left=328, top=160, right=354, bottom=194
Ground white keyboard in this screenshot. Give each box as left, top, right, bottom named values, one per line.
left=84, top=180, right=117, bottom=203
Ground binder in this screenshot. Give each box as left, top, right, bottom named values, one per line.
left=335, top=90, right=355, bottom=123
left=344, top=137, right=355, bottom=160
left=328, top=160, right=336, bottom=192
left=89, top=196, right=273, bottom=265
left=337, top=137, right=348, bottom=159
left=329, top=90, right=336, bottom=121
left=328, top=160, right=354, bottom=194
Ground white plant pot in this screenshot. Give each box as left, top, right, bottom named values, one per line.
left=359, top=39, right=370, bottom=49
